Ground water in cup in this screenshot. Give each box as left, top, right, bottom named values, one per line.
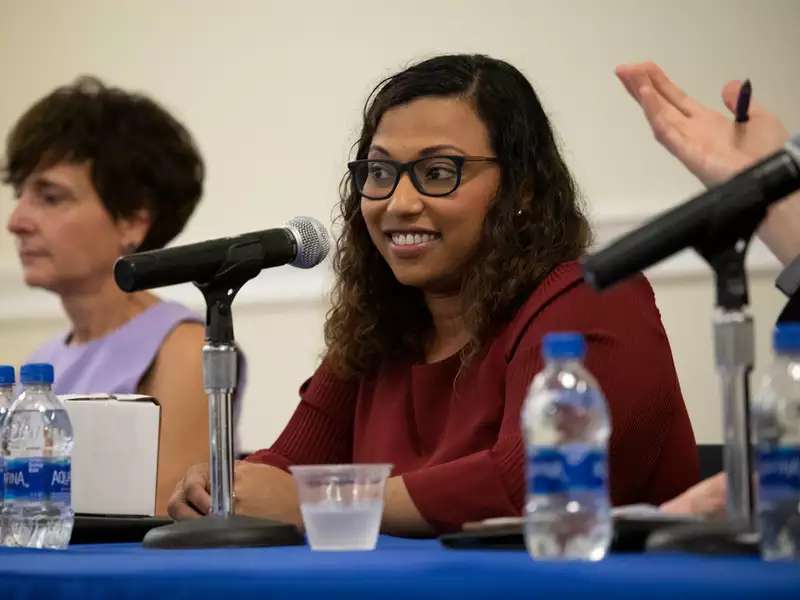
left=290, top=463, right=391, bottom=551
left=301, top=500, right=383, bottom=550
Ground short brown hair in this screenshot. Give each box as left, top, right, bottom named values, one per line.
left=2, top=76, right=204, bottom=251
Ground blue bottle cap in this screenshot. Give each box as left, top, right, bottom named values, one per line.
left=773, top=323, right=800, bottom=354
left=0, top=365, right=14, bottom=385
left=542, top=332, right=586, bottom=361
left=20, top=363, right=55, bottom=385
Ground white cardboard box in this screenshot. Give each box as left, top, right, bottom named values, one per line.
left=61, top=394, right=160, bottom=517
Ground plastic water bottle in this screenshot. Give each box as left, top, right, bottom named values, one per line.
left=0, top=365, right=14, bottom=421
left=753, top=323, right=800, bottom=561
left=0, top=364, right=15, bottom=432
left=0, top=365, right=15, bottom=545
left=522, top=332, right=612, bottom=560
left=2, top=363, right=74, bottom=549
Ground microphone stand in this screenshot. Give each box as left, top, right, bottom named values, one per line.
left=648, top=183, right=767, bottom=555
left=143, top=243, right=304, bottom=548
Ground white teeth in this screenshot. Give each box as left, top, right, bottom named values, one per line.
left=390, top=232, right=438, bottom=246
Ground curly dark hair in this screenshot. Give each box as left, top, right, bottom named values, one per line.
left=2, top=76, right=203, bottom=251
left=325, top=54, right=592, bottom=377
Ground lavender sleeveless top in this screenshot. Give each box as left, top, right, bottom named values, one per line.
left=28, top=301, right=204, bottom=395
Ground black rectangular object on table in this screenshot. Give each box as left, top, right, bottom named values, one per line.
left=440, top=511, right=701, bottom=553
left=71, top=515, right=173, bottom=544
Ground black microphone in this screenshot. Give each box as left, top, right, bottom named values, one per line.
left=114, top=216, right=330, bottom=292
left=582, top=135, right=800, bottom=290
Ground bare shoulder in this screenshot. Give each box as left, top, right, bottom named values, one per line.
left=139, top=322, right=205, bottom=399
left=161, top=321, right=205, bottom=355
left=152, top=321, right=205, bottom=382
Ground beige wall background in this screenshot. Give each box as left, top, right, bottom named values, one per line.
left=0, top=0, right=798, bottom=450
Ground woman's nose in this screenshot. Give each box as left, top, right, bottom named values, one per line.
left=386, top=173, right=424, bottom=216
left=7, top=196, right=36, bottom=236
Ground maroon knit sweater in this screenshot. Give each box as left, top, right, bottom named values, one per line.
left=247, top=261, right=699, bottom=532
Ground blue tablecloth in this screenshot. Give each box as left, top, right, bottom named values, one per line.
left=1, top=536, right=798, bottom=600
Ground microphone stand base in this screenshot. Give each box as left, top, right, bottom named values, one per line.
left=646, top=520, right=758, bottom=556
left=142, top=514, right=305, bottom=549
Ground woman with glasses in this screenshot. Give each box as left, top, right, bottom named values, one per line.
left=169, top=54, right=699, bottom=535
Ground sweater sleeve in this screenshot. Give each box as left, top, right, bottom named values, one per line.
left=510, top=274, right=700, bottom=506
left=402, top=432, right=524, bottom=533
left=246, top=361, right=359, bottom=470
left=403, top=274, right=699, bottom=533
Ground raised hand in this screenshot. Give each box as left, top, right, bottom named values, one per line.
left=616, top=61, right=789, bottom=186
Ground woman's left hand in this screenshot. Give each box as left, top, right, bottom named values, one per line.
left=660, top=472, right=727, bottom=518
left=233, top=461, right=303, bottom=527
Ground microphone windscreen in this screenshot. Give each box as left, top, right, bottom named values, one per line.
left=288, top=216, right=330, bottom=268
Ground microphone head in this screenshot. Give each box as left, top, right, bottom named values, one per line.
left=286, top=216, right=330, bottom=268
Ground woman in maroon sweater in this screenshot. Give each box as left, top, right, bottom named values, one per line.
left=169, top=54, right=699, bottom=534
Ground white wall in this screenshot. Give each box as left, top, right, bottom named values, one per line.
left=1, top=0, right=798, bottom=450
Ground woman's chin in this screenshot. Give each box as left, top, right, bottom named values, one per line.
left=389, top=267, right=433, bottom=289
left=390, top=269, right=460, bottom=295
left=21, top=269, right=58, bottom=292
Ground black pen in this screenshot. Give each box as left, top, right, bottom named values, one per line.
left=735, top=79, right=751, bottom=123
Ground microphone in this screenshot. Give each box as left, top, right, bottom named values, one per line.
left=582, top=134, right=800, bottom=291
left=114, top=216, right=330, bottom=292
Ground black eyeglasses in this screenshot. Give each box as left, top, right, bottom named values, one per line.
left=348, top=155, right=497, bottom=200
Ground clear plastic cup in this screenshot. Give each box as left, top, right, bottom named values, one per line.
left=289, top=463, right=392, bottom=551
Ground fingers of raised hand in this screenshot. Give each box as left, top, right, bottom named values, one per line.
left=721, top=80, right=776, bottom=127
left=639, top=85, right=688, bottom=148
left=615, top=63, right=653, bottom=102
left=617, top=62, right=700, bottom=118
left=721, top=80, right=746, bottom=115
left=643, top=62, right=698, bottom=117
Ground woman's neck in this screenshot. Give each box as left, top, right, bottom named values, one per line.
left=59, top=279, right=160, bottom=345
left=423, top=290, right=470, bottom=363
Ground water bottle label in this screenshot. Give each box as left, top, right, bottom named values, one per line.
left=48, top=459, right=71, bottom=506
left=4, top=457, right=71, bottom=505
left=757, top=446, right=800, bottom=501
left=4, top=458, right=48, bottom=501
left=527, top=446, right=607, bottom=494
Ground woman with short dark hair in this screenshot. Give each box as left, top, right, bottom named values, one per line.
left=170, top=54, right=698, bottom=535
left=4, top=76, right=222, bottom=515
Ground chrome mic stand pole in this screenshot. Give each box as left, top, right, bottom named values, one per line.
left=205, top=341, right=237, bottom=516
left=648, top=204, right=766, bottom=554
left=711, top=258, right=756, bottom=530
left=696, top=188, right=767, bottom=532
left=143, top=246, right=303, bottom=549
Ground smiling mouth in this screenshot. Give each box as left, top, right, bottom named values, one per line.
left=386, top=232, right=441, bottom=246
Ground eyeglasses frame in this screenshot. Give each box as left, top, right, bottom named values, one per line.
left=347, top=155, right=498, bottom=200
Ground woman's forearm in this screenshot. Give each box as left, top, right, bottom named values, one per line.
left=381, top=475, right=436, bottom=537
left=759, top=191, right=800, bottom=266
